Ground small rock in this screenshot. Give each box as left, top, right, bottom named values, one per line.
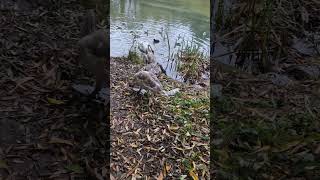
left=72, top=84, right=94, bottom=95
left=71, top=84, right=110, bottom=105
left=132, top=88, right=147, bottom=95
left=164, top=88, right=180, bottom=96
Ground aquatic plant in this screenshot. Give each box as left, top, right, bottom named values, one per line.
left=157, top=28, right=209, bottom=83
left=212, top=1, right=320, bottom=179
left=214, top=0, right=320, bottom=74
left=127, top=32, right=143, bottom=64
left=175, top=38, right=209, bottom=83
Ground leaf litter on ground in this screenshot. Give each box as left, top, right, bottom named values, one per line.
left=111, top=57, right=210, bottom=179
left=1, top=1, right=110, bottom=179
left=212, top=58, right=320, bottom=179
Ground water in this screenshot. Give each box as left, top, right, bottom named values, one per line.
left=110, top=0, right=210, bottom=81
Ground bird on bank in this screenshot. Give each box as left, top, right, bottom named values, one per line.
left=77, top=9, right=109, bottom=98
left=138, top=41, right=156, bottom=64
left=138, top=41, right=154, bottom=54
left=132, top=70, right=163, bottom=95
left=131, top=70, right=180, bottom=98
left=140, top=62, right=167, bottom=77
left=140, top=63, right=162, bottom=77
left=142, top=50, right=156, bottom=64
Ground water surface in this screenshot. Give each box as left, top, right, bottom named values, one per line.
left=111, top=0, right=210, bottom=81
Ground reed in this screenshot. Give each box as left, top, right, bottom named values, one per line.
left=214, top=0, right=320, bottom=74
left=175, top=38, right=209, bottom=83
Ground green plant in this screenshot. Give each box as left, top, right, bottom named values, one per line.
left=175, top=38, right=208, bottom=82
left=127, top=33, right=143, bottom=64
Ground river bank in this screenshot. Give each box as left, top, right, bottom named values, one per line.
left=110, top=57, right=209, bottom=179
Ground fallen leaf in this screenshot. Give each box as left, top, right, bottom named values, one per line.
left=179, top=175, right=188, bottom=180
left=129, top=143, right=138, bottom=148
left=65, top=164, right=83, bottom=173
left=49, top=137, right=74, bottom=146
left=9, top=76, right=34, bottom=93
left=47, top=97, right=65, bottom=105
left=157, top=171, right=164, bottom=180
left=189, top=170, right=199, bottom=180
left=49, top=170, right=68, bottom=179
left=272, top=140, right=301, bottom=153
left=168, top=124, right=180, bottom=131
left=0, top=159, right=8, bottom=169
left=162, top=162, right=167, bottom=177
left=165, top=162, right=171, bottom=172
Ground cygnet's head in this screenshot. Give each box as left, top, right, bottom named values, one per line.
left=147, top=44, right=154, bottom=54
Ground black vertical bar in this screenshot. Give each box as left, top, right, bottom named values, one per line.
left=210, top=0, right=216, bottom=179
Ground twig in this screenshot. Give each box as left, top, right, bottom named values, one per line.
left=212, top=51, right=236, bottom=59
left=14, top=25, right=29, bottom=33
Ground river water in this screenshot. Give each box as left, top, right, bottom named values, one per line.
left=110, top=0, right=210, bottom=81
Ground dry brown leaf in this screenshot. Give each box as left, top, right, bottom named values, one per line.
left=157, top=171, right=164, bottom=180
left=165, top=161, right=171, bottom=172
left=49, top=137, right=74, bottom=146
left=189, top=161, right=199, bottom=180
left=147, top=134, right=151, bottom=141
left=9, top=77, right=34, bottom=93
left=189, top=170, right=199, bottom=180
left=0, top=159, right=8, bottom=170
left=47, top=97, right=65, bottom=105
left=134, top=128, right=142, bottom=135
left=130, top=143, right=138, bottom=148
